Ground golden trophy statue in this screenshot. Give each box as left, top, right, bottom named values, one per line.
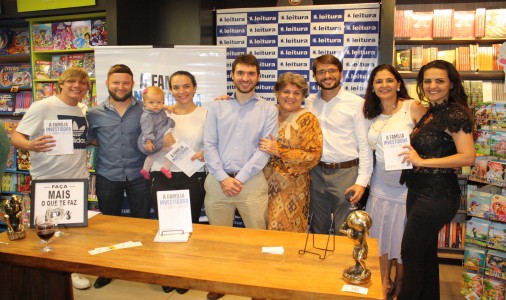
left=339, top=210, right=372, bottom=285
left=3, top=195, right=26, bottom=240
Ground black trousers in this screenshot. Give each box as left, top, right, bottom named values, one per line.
left=150, top=171, right=207, bottom=223
left=400, top=173, right=460, bottom=300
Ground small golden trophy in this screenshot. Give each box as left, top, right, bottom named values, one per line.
left=4, top=195, right=26, bottom=240
left=339, top=210, right=372, bottom=285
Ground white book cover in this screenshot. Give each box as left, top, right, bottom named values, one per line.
left=165, top=141, right=205, bottom=177
left=43, top=119, right=74, bottom=155
left=154, top=189, right=192, bottom=243
left=382, top=130, right=412, bottom=171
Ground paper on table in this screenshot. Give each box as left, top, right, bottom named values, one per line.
left=382, top=129, right=412, bottom=171
left=43, top=119, right=74, bottom=155
left=261, top=246, right=284, bottom=254
left=165, top=141, right=205, bottom=177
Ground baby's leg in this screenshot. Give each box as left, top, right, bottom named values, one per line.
left=160, top=146, right=173, bottom=179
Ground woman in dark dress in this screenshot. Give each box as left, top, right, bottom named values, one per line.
left=399, top=60, right=475, bottom=299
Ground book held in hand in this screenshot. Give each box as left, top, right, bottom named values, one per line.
left=43, top=119, right=74, bottom=155
left=381, top=130, right=412, bottom=171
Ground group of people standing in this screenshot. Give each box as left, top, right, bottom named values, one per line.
left=8, top=52, right=475, bottom=300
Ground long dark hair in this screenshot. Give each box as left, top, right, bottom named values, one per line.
left=363, top=64, right=410, bottom=119
left=416, top=60, right=468, bottom=108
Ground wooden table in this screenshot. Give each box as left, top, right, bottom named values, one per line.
left=0, top=214, right=382, bottom=299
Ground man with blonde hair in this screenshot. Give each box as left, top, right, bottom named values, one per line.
left=11, top=67, right=92, bottom=290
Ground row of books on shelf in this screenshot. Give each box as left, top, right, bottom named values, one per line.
left=0, top=63, right=31, bottom=88
left=5, top=146, right=31, bottom=172
left=475, top=102, right=506, bottom=129
left=475, top=130, right=506, bottom=158
left=404, top=81, right=506, bottom=103
left=395, top=44, right=503, bottom=72
left=395, top=8, right=506, bottom=39
left=468, top=157, right=506, bottom=187
left=466, top=186, right=506, bottom=222
left=1, top=173, right=31, bottom=193
left=0, top=91, right=32, bottom=114
left=0, top=28, right=30, bottom=55
left=464, top=244, right=506, bottom=280
left=461, top=270, right=505, bottom=300
left=438, top=221, right=465, bottom=250
left=466, top=217, right=506, bottom=251
left=33, top=19, right=107, bottom=51
left=34, top=52, right=95, bottom=80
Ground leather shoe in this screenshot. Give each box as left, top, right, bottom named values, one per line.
left=176, top=288, right=189, bottom=294
left=93, top=277, right=112, bottom=289
left=207, top=292, right=225, bottom=300
left=162, top=286, right=174, bottom=293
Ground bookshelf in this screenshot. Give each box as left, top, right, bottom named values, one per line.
left=26, top=12, right=103, bottom=105
left=391, top=1, right=506, bottom=268
left=0, top=19, right=31, bottom=206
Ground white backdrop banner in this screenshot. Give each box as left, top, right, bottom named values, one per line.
left=94, top=46, right=228, bottom=108
left=217, top=3, right=380, bottom=101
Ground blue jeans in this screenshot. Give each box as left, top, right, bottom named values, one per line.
left=95, top=175, right=151, bottom=218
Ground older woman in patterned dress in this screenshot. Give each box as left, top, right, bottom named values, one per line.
left=259, top=72, right=323, bottom=232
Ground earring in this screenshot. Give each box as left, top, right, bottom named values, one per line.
left=397, top=88, right=400, bottom=92
left=372, top=89, right=375, bottom=93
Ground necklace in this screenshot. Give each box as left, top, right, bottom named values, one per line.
left=370, top=99, right=399, bottom=150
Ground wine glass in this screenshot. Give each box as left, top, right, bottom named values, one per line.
left=345, top=190, right=359, bottom=211
left=35, top=215, right=55, bottom=252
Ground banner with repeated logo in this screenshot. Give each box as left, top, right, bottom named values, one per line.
left=217, top=3, right=380, bottom=101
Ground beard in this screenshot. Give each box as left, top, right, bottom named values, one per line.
left=108, top=88, right=132, bottom=102
left=317, top=80, right=339, bottom=91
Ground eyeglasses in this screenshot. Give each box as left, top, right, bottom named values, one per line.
left=315, top=69, right=339, bottom=76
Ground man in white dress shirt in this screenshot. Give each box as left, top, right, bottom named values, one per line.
left=305, top=54, right=373, bottom=234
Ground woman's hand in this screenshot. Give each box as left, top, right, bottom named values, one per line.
left=259, top=134, right=279, bottom=156
left=163, top=133, right=176, bottom=148
left=191, top=150, right=205, bottom=162
left=400, top=145, right=424, bottom=167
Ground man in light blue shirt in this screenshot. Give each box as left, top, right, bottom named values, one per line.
left=204, top=54, right=277, bottom=230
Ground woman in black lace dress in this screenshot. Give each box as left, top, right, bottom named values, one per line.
left=399, top=60, right=475, bottom=300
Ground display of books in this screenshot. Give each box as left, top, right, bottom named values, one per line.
left=5, top=145, right=16, bottom=172
left=463, top=245, right=486, bottom=273
left=5, top=29, right=30, bottom=55
left=32, top=23, right=53, bottom=50
left=71, top=20, right=91, bottom=49
left=0, top=64, right=32, bottom=88
left=485, top=9, right=506, bottom=38
left=34, top=60, right=51, bottom=80
left=482, top=275, right=506, bottom=299
left=485, top=249, right=506, bottom=280
left=468, top=190, right=492, bottom=219
left=461, top=271, right=483, bottom=298
left=0, top=93, right=15, bottom=113
left=453, top=11, right=475, bottom=38
left=488, top=221, right=506, bottom=251
left=51, top=22, right=72, bottom=50
left=466, top=217, right=490, bottom=247
left=490, top=195, right=506, bottom=223
left=16, top=148, right=30, bottom=171
left=83, top=53, right=95, bottom=77
left=395, top=49, right=411, bottom=71
left=67, top=53, right=84, bottom=68
left=475, top=130, right=491, bottom=155
left=51, top=54, right=68, bottom=79
left=90, top=19, right=107, bottom=46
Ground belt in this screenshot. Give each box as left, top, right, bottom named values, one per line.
left=226, top=172, right=238, bottom=178
left=318, top=159, right=359, bottom=169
